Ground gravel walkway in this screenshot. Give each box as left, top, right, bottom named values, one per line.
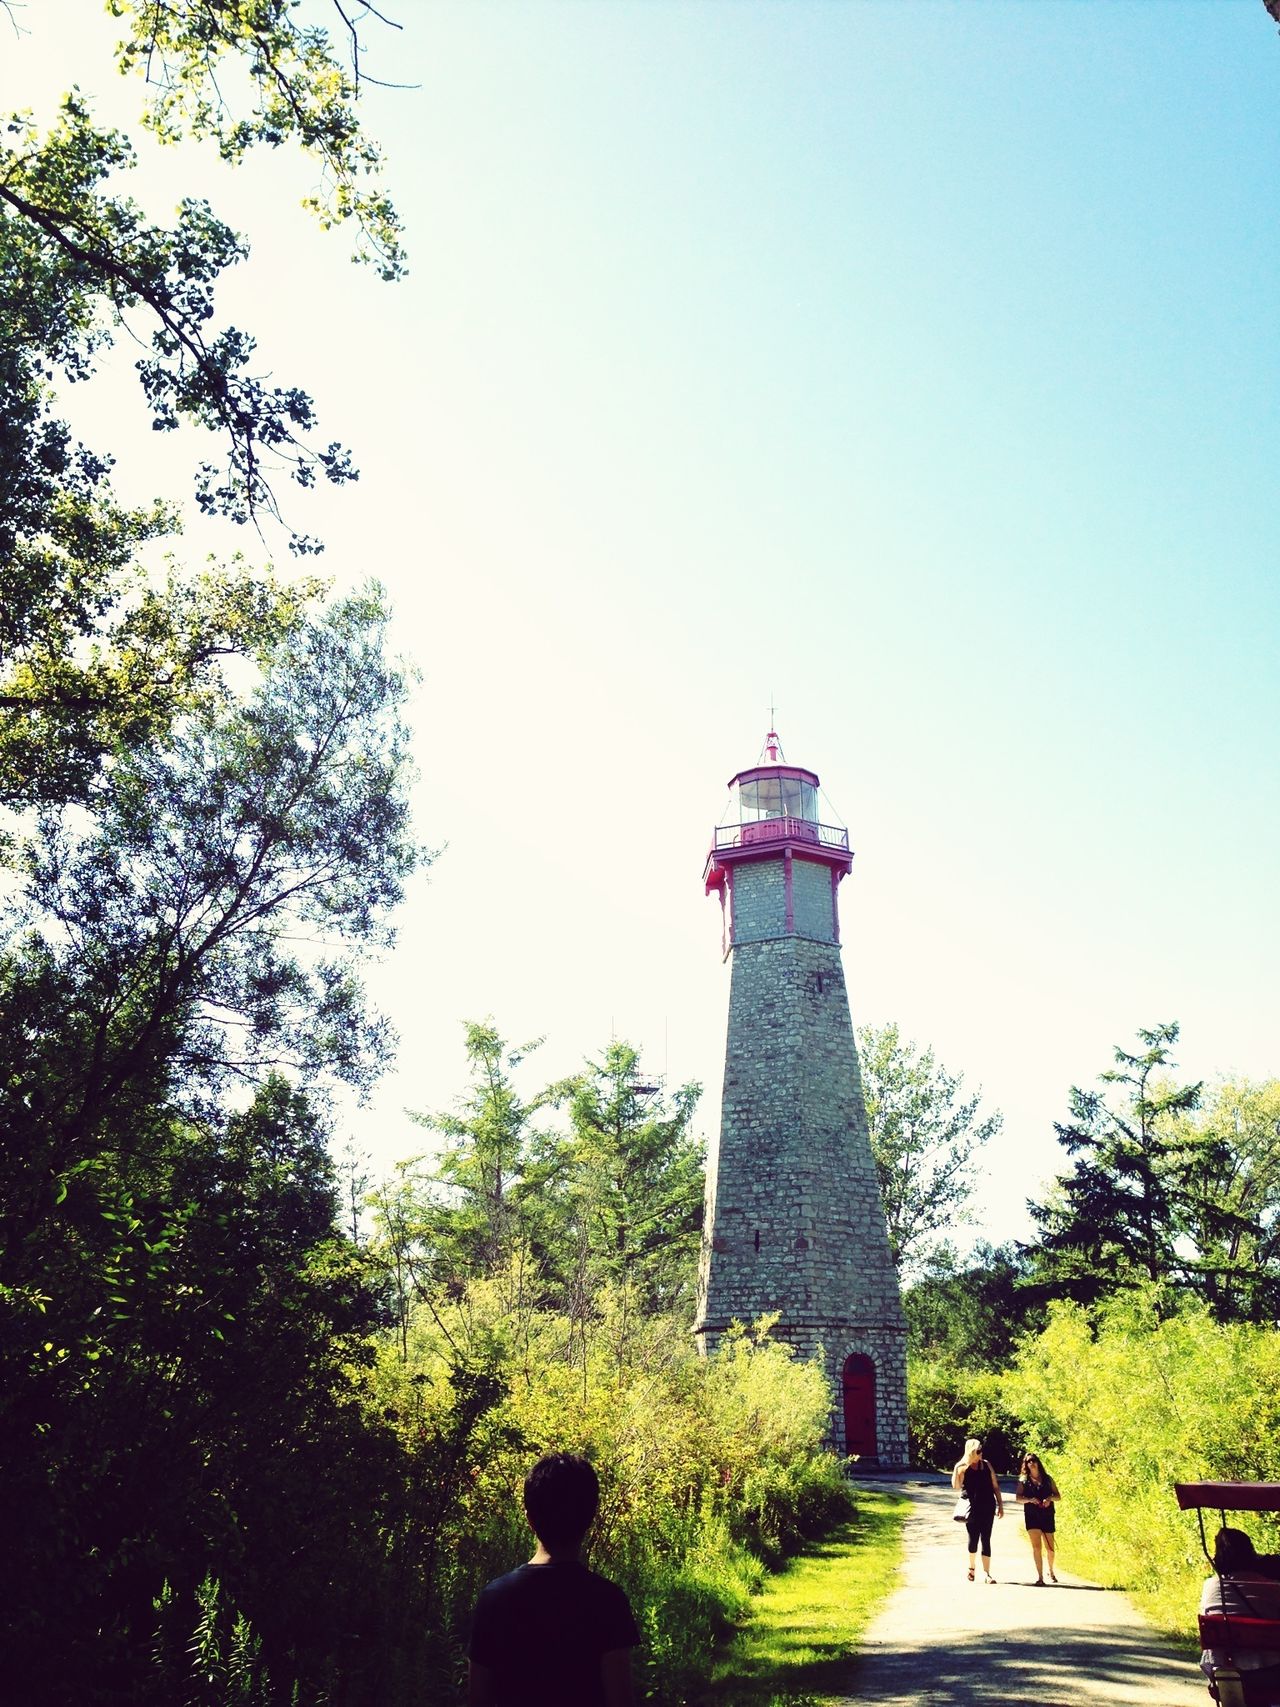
left=837, top=1472, right=1207, bottom=1707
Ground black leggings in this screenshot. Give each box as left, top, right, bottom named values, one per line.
left=965, top=1512, right=995, bottom=1556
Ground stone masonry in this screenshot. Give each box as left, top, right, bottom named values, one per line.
left=695, top=849, right=909, bottom=1466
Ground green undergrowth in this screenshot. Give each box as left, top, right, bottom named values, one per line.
left=698, top=1486, right=909, bottom=1707
left=1004, top=1293, right=1280, bottom=1650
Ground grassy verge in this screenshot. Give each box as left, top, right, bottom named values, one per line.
left=699, top=1486, right=909, bottom=1707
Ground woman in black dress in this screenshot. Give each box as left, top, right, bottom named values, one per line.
left=1016, top=1452, right=1060, bottom=1585
left=951, top=1437, right=1004, bottom=1583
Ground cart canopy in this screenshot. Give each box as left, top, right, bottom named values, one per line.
left=1175, top=1483, right=1280, bottom=1513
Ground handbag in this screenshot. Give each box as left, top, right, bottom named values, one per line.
left=953, top=1493, right=970, bottom=1523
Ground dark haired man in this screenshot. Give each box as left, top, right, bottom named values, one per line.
left=468, top=1453, right=640, bottom=1707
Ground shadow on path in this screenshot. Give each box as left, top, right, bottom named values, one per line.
left=847, top=1624, right=1198, bottom=1706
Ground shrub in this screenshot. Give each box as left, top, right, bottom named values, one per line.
left=1002, top=1290, right=1280, bottom=1635
left=367, top=1286, right=858, bottom=1703
left=907, top=1355, right=1025, bottom=1472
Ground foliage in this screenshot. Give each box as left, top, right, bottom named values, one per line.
left=387, top=1025, right=705, bottom=1344
left=110, top=0, right=406, bottom=280
left=149, top=1575, right=276, bottom=1707
left=406, top=1020, right=558, bottom=1292
left=2, top=0, right=403, bottom=849
left=857, top=1021, right=1001, bottom=1275
left=1, top=550, right=324, bottom=810
left=0, top=1073, right=410, bottom=1704
left=1168, top=1077, right=1280, bottom=1322
left=367, top=1290, right=852, bottom=1705
left=906, top=1355, right=1024, bottom=1475
left=0, top=11, right=437, bottom=1705
left=1003, top=1290, right=1280, bottom=1637
left=0, top=582, right=420, bottom=1703
left=903, top=1239, right=1045, bottom=1365
left=557, top=1040, right=705, bottom=1321
left=2, top=5, right=402, bottom=561
left=3, top=584, right=416, bottom=1159
left=1025, top=1022, right=1265, bottom=1308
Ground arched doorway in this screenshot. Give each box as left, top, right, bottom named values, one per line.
left=841, top=1353, right=877, bottom=1458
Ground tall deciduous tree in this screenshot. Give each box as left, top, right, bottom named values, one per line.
left=1, top=2, right=405, bottom=823
left=0, top=589, right=420, bottom=1698
left=0, top=14, right=421, bottom=1690
left=858, top=1021, right=1002, bottom=1276
left=1170, top=1078, right=1280, bottom=1322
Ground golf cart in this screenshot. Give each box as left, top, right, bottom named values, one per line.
left=1175, top=1482, right=1280, bottom=1707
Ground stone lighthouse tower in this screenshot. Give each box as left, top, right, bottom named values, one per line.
left=694, top=730, right=908, bottom=1465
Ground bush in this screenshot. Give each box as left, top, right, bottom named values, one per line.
left=1002, top=1290, right=1280, bottom=1635
left=907, top=1355, right=1025, bottom=1472
left=368, top=1287, right=858, bottom=1704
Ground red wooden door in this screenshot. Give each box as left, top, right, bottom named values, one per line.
left=842, top=1354, right=877, bottom=1457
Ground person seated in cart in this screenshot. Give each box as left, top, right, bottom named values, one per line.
left=1200, top=1529, right=1280, bottom=1706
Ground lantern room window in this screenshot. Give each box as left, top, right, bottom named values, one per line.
left=735, top=775, right=818, bottom=823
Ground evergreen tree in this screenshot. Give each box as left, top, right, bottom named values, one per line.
left=402, top=1032, right=705, bottom=1330
left=394, top=1019, right=561, bottom=1330
left=559, top=1041, right=704, bottom=1322
left=1027, top=1022, right=1211, bottom=1303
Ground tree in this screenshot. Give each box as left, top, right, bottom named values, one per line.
left=1027, top=1022, right=1210, bottom=1304
left=1169, top=1077, right=1280, bottom=1322
left=399, top=1030, right=704, bottom=1333
left=1, top=2, right=405, bottom=827
left=1, top=13, right=428, bottom=1701
left=412, top=1021, right=557, bottom=1288
left=903, top=1240, right=1044, bottom=1367
left=0, top=591, right=420, bottom=1699
left=2, top=3, right=403, bottom=538
left=857, top=1021, right=1002, bottom=1276
left=0, top=1070, right=411, bottom=1703
left=558, top=1041, right=705, bottom=1326
left=0, top=586, right=419, bottom=1293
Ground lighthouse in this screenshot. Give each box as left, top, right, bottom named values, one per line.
left=695, top=730, right=908, bottom=1466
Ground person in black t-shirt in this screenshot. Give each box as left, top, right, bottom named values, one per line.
left=468, top=1453, right=641, bottom=1707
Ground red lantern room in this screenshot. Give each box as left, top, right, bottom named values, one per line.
left=703, top=730, right=852, bottom=957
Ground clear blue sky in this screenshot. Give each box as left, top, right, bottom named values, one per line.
left=8, top=1, right=1280, bottom=1246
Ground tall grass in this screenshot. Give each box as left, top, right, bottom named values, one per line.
left=368, top=1284, right=860, bottom=1704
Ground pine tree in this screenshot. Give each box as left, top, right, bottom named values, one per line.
left=1028, top=1022, right=1206, bottom=1301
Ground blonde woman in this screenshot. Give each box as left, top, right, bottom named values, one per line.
left=1016, top=1452, right=1060, bottom=1585
left=951, top=1438, right=1004, bottom=1583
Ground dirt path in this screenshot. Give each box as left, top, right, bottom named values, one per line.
left=839, top=1472, right=1207, bottom=1707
